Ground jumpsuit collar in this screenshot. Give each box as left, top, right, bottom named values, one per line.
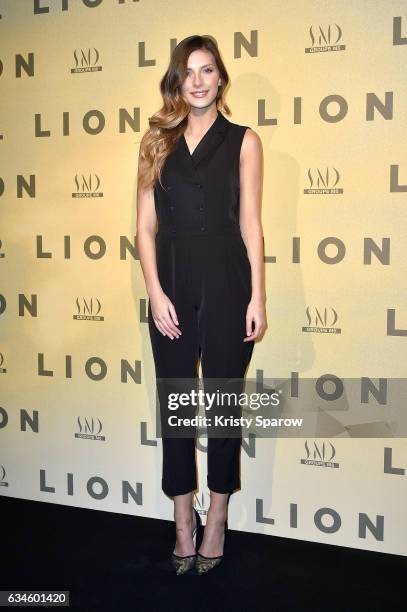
left=180, top=109, right=230, bottom=169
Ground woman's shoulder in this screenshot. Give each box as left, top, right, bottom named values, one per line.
left=226, top=116, right=260, bottom=140
left=222, top=114, right=261, bottom=157
left=238, top=124, right=262, bottom=160
left=242, top=126, right=261, bottom=144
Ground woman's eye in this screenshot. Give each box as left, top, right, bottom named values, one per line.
left=186, top=68, right=214, bottom=75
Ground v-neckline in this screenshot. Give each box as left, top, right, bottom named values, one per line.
left=182, top=111, right=220, bottom=157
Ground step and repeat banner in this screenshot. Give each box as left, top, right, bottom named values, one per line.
left=1, top=1, right=406, bottom=556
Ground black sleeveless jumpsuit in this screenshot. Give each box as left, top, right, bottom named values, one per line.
left=147, top=109, right=255, bottom=497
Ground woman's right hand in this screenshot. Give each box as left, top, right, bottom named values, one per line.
left=149, top=288, right=182, bottom=340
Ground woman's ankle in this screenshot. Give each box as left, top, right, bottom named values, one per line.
left=174, top=508, right=194, bottom=528
left=207, top=505, right=227, bottom=524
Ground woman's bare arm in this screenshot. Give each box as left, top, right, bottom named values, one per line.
left=136, top=143, right=181, bottom=339
left=239, top=128, right=266, bottom=304
left=136, top=147, right=161, bottom=298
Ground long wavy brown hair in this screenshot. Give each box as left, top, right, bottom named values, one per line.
left=137, top=35, right=231, bottom=192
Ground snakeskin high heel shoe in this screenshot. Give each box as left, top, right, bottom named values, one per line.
left=195, top=518, right=228, bottom=575
left=171, top=507, right=201, bottom=575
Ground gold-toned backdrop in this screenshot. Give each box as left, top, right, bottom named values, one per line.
left=1, top=0, right=406, bottom=556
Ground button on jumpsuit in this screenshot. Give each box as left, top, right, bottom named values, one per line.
left=147, top=110, right=255, bottom=497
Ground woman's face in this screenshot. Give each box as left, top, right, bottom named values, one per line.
left=181, top=49, right=221, bottom=109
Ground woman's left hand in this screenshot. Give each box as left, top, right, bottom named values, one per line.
left=244, top=297, right=267, bottom=342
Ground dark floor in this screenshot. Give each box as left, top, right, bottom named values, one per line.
left=1, top=495, right=405, bottom=611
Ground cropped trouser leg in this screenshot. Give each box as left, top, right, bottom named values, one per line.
left=199, top=262, right=255, bottom=494
left=148, top=287, right=200, bottom=497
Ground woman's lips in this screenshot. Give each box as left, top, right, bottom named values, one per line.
left=191, top=90, right=209, bottom=97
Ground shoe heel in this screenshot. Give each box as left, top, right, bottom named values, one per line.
left=193, top=507, right=202, bottom=547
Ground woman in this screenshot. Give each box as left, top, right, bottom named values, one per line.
left=136, top=35, right=266, bottom=575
